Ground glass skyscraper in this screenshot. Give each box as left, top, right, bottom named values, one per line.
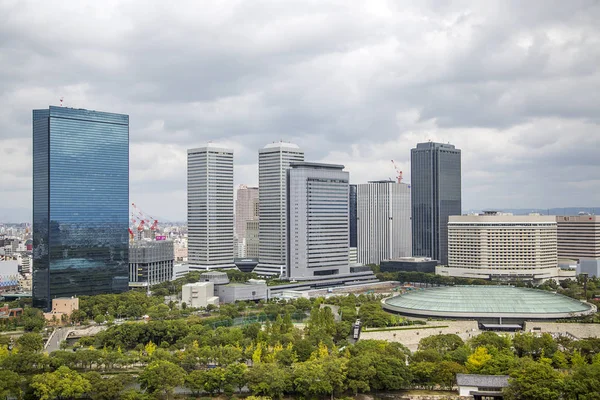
left=33, top=106, right=129, bottom=310
left=349, top=184, right=358, bottom=248
left=411, top=142, right=461, bottom=265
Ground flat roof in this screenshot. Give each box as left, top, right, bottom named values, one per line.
left=290, top=162, right=344, bottom=170
left=383, top=286, right=594, bottom=319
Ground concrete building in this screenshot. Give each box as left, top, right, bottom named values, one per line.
left=357, top=181, right=411, bottom=265
left=411, top=142, right=462, bottom=266
left=380, top=257, right=438, bottom=273
left=216, top=279, right=268, bottom=303
left=129, top=240, right=174, bottom=287
left=287, top=162, right=350, bottom=280
left=181, top=282, right=219, bottom=308
left=578, top=259, right=600, bottom=278
left=187, top=145, right=235, bottom=270
left=256, top=142, right=304, bottom=277
left=556, top=215, right=600, bottom=261
left=43, top=297, right=79, bottom=321
left=235, top=185, right=259, bottom=257
left=456, top=374, right=509, bottom=398
left=437, top=212, right=572, bottom=282
left=245, top=220, right=260, bottom=258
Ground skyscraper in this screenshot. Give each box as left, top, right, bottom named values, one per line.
left=187, top=145, right=234, bottom=269
left=32, top=106, right=129, bottom=310
left=287, top=162, right=350, bottom=279
left=357, top=181, right=411, bottom=265
left=235, top=185, right=259, bottom=257
left=349, top=184, right=358, bottom=248
left=255, top=142, right=304, bottom=277
left=411, top=142, right=461, bottom=265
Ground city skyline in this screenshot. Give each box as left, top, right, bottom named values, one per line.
left=2, top=1, right=600, bottom=222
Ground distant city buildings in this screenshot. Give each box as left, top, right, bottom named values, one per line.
left=129, top=239, right=174, bottom=287
left=411, top=142, right=461, bottom=266
left=187, top=145, right=235, bottom=270
left=437, top=212, right=574, bottom=282
left=286, top=162, right=350, bottom=280
left=356, top=181, right=411, bottom=265
left=235, top=185, right=259, bottom=258
left=256, top=142, right=304, bottom=277
left=32, top=106, right=129, bottom=310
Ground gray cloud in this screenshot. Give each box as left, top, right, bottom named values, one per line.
left=1, top=0, right=599, bottom=221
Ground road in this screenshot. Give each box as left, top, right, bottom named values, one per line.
left=44, top=325, right=109, bottom=353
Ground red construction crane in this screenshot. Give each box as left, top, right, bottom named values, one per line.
left=391, top=160, right=403, bottom=183
left=131, top=202, right=159, bottom=237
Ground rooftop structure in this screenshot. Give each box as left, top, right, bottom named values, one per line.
left=383, top=286, right=595, bottom=322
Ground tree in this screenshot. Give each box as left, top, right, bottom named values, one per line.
left=563, top=363, right=600, bottom=400
left=0, top=369, right=23, bottom=399
left=84, top=372, right=129, bottom=400
left=504, top=360, right=563, bottom=400
left=185, top=368, right=225, bottom=396
left=17, top=332, right=44, bottom=353
left=30, top=366, right=92, bottom=400
left=139, top=360, right=186, bottom=399
left=22, top=307, right=46, bottom=332
left=469, top=332, right=512, bottom=352
left=466, top=346, right=493, bottom=373
left=246, top=362, right=292, bottom=398
left=419, top=334, right=464, bottom=354
left=224, top=362, right=248, bottom=393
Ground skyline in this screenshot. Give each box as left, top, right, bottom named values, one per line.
left=2, top=1, right=600, bottom=222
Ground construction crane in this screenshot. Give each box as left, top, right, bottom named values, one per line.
left=131, top=203, right=159, bottom=239
left=391, top=159, right=403, bottom=183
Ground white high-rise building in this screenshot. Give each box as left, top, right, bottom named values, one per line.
left=357, top=181, right=411, bottom=265
left=255, top=142, right=304, bottom=277
left=235, top=185, right=259, bottom=257
left=287, top=162, right=350, bottom=279
left=187, top=145, right=235, bottom=269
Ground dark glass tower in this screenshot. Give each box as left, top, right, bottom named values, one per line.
left=33, top=106, right=129, bottom=310
left=349, top=184, right=357, bottom=248
left=411, top=142, right=461, bottom=265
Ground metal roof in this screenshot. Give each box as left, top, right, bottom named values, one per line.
left=456, top=374, right=509, bottom=388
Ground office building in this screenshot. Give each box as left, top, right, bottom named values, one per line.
left=556, top=215, right=600, bottom=261
left=287, top=162, right=350, bottom=279
left=411, top=142, right=461, bottom=265
left=181, top=282, right=219, bottom=308
left=235, top=185, right=259, bottom=257
left=187, top=145, right=234, bottom=269
left=256, top=142, right=304, bottom=277
left=437, top=212, right=573, bottom=282
left=380, top=257, right=438, bottom=273
left=33, top=106, right=129, bottom=310
left=245, top=220, right=260, bottom=258
left=357, top=181, right=411, bottom=265
left=128, top=240, right=174, bottom=287
left=349, top=184, right=358, bottom=248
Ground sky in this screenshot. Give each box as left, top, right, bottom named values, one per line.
left=1, top=0, right=599, bottom=222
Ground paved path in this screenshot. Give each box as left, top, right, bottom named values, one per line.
left=45, top=325, right=109, bottom=353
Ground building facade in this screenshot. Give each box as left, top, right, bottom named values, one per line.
left=235, top=185, right=259, bottom=257
left=286, top=162, right=350, bottom=279
left=349, top=184, right=358, bottom=248
left=187, top=145, right=234, bottom=269
left=245, top=220, right=260, bottom=258
left=437, top=213, right=571, bottom=282
left=33, top=106, right=129, bottom=310
left=357, top=181, right=411, bottom=265
left=256, top=142, right=304, bottom=276
left=129, top=240, right=174, bottom=287
left=556, top=215, right=600, bottom=261
left=411, top=142, right=461, bottom=265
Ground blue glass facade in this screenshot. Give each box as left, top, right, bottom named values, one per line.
left=33, top=106, right=129, bottom=310
left=349, top=184, right=357, bottom=248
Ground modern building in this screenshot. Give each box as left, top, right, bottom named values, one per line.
left=556, top=215, right=600, bottom=261
left=216, top=279, right=268, bottom=303
left=349, top=184, right=358, bottom=248
left=187, top=145, right=235, bottom=270
left=357, top=181, right=411, bottom=265
left=245, top=220, right=260, bottom=258
left=380, top=257, right=438, bottom=273
left=411, top=142, right=461, bottom=265
left=578, top=259, right=600, bottom=278
left=437, top=212, right=572, bottom=282
left=287, top=162, right=350, bottom=279
left=33, top=106, right=129, bottom=310
left=456, top=374, right=509, bottom=399
left=256, top=142, right=304, bottom=277
left=235, top=185, right=259, bottom=257
left=43, top=296, right=79, bottom=322
left=128, top=240, right=174, bottom=287
left=181, top=282, right=219, bottom=309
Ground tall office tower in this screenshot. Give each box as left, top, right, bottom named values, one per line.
left=256, top=142, right=304, bottom=277
left=357, top=181, right=411, bottom=265
left=187, top=145, right=235, bottom=269
left=349, top=184, right=358, bottom=248
left=287, top=163, right=350, bottom=279
left=556, top=215, right=600, bottom=261
left=32, top=106, right=129, bottom=310
left=411, top=142, right=461, bottom=265
left=235, top=185, right=259, bottom=257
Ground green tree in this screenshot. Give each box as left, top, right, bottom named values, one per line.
left=30, top=366, right=92, bottom=400
left=504, top=360, right=563, bottom=400
left=17, top=332, right=44, bottom=352
left=0, top=369, right=23, bottom=399
left=139, top=360, right=186, bottom=399
left=185, top=368, right=225, bottom=395
left=22, top=307, right=46, bottom=332
left=418, top=334, right=464, bottom=354
left=224, top=362, right=248, bottom=392
left=246, top=362, right=292, bottom=399
left=84, top=372, right=129, bottom=400
left=563, top=363, right=600, bottom=400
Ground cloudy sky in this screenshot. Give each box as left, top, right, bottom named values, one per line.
left=1, top=0, right=599, bottom=222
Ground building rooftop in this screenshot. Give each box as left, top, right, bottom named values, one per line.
left=187, top=143, right=233, bottom=153
left=263, top=141, right=300, bottom=149
left=289, top=162, right=344, bottom=170
left=383, top=286, right=595, bottom=319
left=456, top=374, right=509, bottom=388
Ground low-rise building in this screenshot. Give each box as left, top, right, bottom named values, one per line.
left=129, top=240, right=174, bottom=287
left=181, top=282, right=219, bottom=308
left=44, top=297, right=79, bottom=321
left=456, top=374, right=509, bottom=399
left=216, top=279, right=268, bottom=303
left=380, top=257, right=438, bottom=273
